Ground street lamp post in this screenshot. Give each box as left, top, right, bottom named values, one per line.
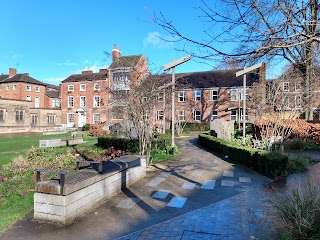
left=236, top=63, right=264, bottom=145
left=163, top=55, right=191, bottom=154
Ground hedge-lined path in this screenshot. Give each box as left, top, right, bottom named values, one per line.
left=1, top=135, right=274, bottom=240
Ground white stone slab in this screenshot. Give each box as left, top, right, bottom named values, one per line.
left=223, top=170, right=234, bottom=177
left=221, top=180, right=234, bottom=187
left=145, top=177, right=165, bottom=187
left=181, top=182, right=196, bottom=190
left=116, top=198, right=140, bottom=209
left=152, top=190, right=170, bottom=199
left=159, top=172, right=171, bottom=177
left=167, top=197, right=187, bottom=208
left=201, top=180, right=216, bottom=189
left=211, top=166, right=222, bottom=172
left=239, top=177, right=251, bottom=183
left=190, top=169, right=204, bottom=177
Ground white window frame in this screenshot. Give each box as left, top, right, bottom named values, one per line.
left=52, top=99, right=60, bottom=108
left=283, top=82, right=289, bottom=92
left=68, top=96, right=74, bottom=108
left=193, top=110, right=201, bottom=121
left=240, top=110, right=248, bottom=121
left=93, top=96, right=100, bottom=107
left=210, top=110, right=218, bottom=121
left=80, top=84, right=86, bottom=91
left=13, top=84, right=17, bottom=90
left=178, top=110, right=185, bottom=121
left=283, top=96, right=290, bottom=109
left=35, top=86, right=40, bottom=92
left=5, top=84, right=9, bottom=90
left=295, top=82, right=301, bottom=91
left=26, top=95, right=31, bottom=101
left=0, top=109, right=5, bottom=121
left=194, top=90, right=201, bottom=101
left=178, top=91, right=185, bottom=102
left=48, top=115, right=55, bottom=124
left=231, top=89, right=238, bottom=101
left=156, top=110, right=164, bottom=121
left=68, top=85, right=74, bottom=91
left=67, top=113, right=74, bottom=124
left=295, top=95, right=302, bottom=108
left=80, top=96, right=86, bottom=108
left=231, top=110, right=237, bottom=121
left=93, top=113, right=100, bottom=124
left=210, top=90, right=219, bottom=101
left=94, top=83, right=100, bottom=91
left=158, top=92, right=164, bottom=102
left=26, top=85, right=31, bottom=92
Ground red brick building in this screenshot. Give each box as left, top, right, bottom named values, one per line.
left=60, top=44, right=148, bottom=128
left=0, top=68, right=61, bottom=132
left=154, top=67, right=266, bottom=130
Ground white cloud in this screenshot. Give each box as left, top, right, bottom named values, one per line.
left=143, top=32, right=175, bottom=48
left=43, top=77, right=65, bottom=85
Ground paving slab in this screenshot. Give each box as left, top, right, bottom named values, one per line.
left=201, top=180, right=216, bottom=189
left=152, top=190, right=170, bottom=199
left=167, top=197, right=188, bottom=208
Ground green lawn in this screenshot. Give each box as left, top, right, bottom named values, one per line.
left=0, top=152, right=24, bottom=168
left=0, top=133, right=69, bottom=153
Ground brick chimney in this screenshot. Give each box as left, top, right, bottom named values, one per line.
left=112, top=44, right=121, bottom=62
left=82, top=70, right=93, bottom=74
left=9, top=68, right=17, bottom=78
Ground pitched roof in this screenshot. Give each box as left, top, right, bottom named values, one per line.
left=0, top=74, right=9, bottom=82
left=174, top=69, right=260, bottom=89
left=62, top=72, right=107, bottom=83
left=0, top=74, right=47, bottom=86
left=45, top=90, right=59, bottom=98
left=109, top=55, right=143, bottom=69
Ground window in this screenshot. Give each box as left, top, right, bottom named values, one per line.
left=283, top=82, right=289, bottom=91
left=15, top=110, right=23, bottom=121
left=193, top=110, right=201, bottom=121
left=26, top=96, right=31, bottom=101
left=194, top=90, right=201, bottom=101
left=158, top=92, right=164, bottom=102
left=68, top=85, right=74, bottom=91
left=210, top=110, right=218, bottom=121
left=178, top=91, right=185, bottom=102
left=80, top=84, right=86, bottom=91
left=284, top=96, right=290, bottom=108
left=94, top=83, right=100, bottom=91
left=6, top=84, right=9, bottom=90
left=93, top=113, right=100, bottom=124
left=35, top=86, right=40, bottom=92
left=80, top=96, right=86, bottom=107
left=295, top=83, right=302, bottom=91
left=67, top=113, right=74, bottom=124
left=48, top=115, right=55, bottom=124
left=240, top=110, right=248, bottom=121
left=156, top=110, right=164, bottom=121
left=178, top=110, right=185, bottom=121
left=295, top=95, right=302, bottom=108
left=13, top=84, right=17, bottom=90
left=26, top=85, right=31, bottom=91
left=93, top=96, right=100, bottom=107
left=68, top=96, right=74, bottom=107
left=52, top=99, right=60, bottom=108
left=210, top=90, right=218, bottom=101
left=30, top=114, right=38, bottom=125
left=231, top=89, right=238, bottom=101
left=0, top=109, right=4, bottom=121
left=231, top=111, right=237, bottom=121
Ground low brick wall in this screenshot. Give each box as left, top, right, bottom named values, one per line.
left=34, top=156, right=146, bottom=224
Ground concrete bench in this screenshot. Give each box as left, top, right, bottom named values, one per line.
left=34, top=155, right=146, bottom=224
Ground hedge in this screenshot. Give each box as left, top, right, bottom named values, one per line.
left=198, top=133, right=288, bottom=178
left=97, top=136, right=170, bottom=154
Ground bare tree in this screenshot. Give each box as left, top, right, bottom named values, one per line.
left=151, top=0, right=320, bottom=120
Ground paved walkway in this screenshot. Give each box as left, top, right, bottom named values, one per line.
left=1, top=136, right=277, bottom=240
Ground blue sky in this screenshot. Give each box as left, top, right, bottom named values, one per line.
left=0, top=0, right=211, bottom=85
left=0, top=1, right=280, bottom=86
